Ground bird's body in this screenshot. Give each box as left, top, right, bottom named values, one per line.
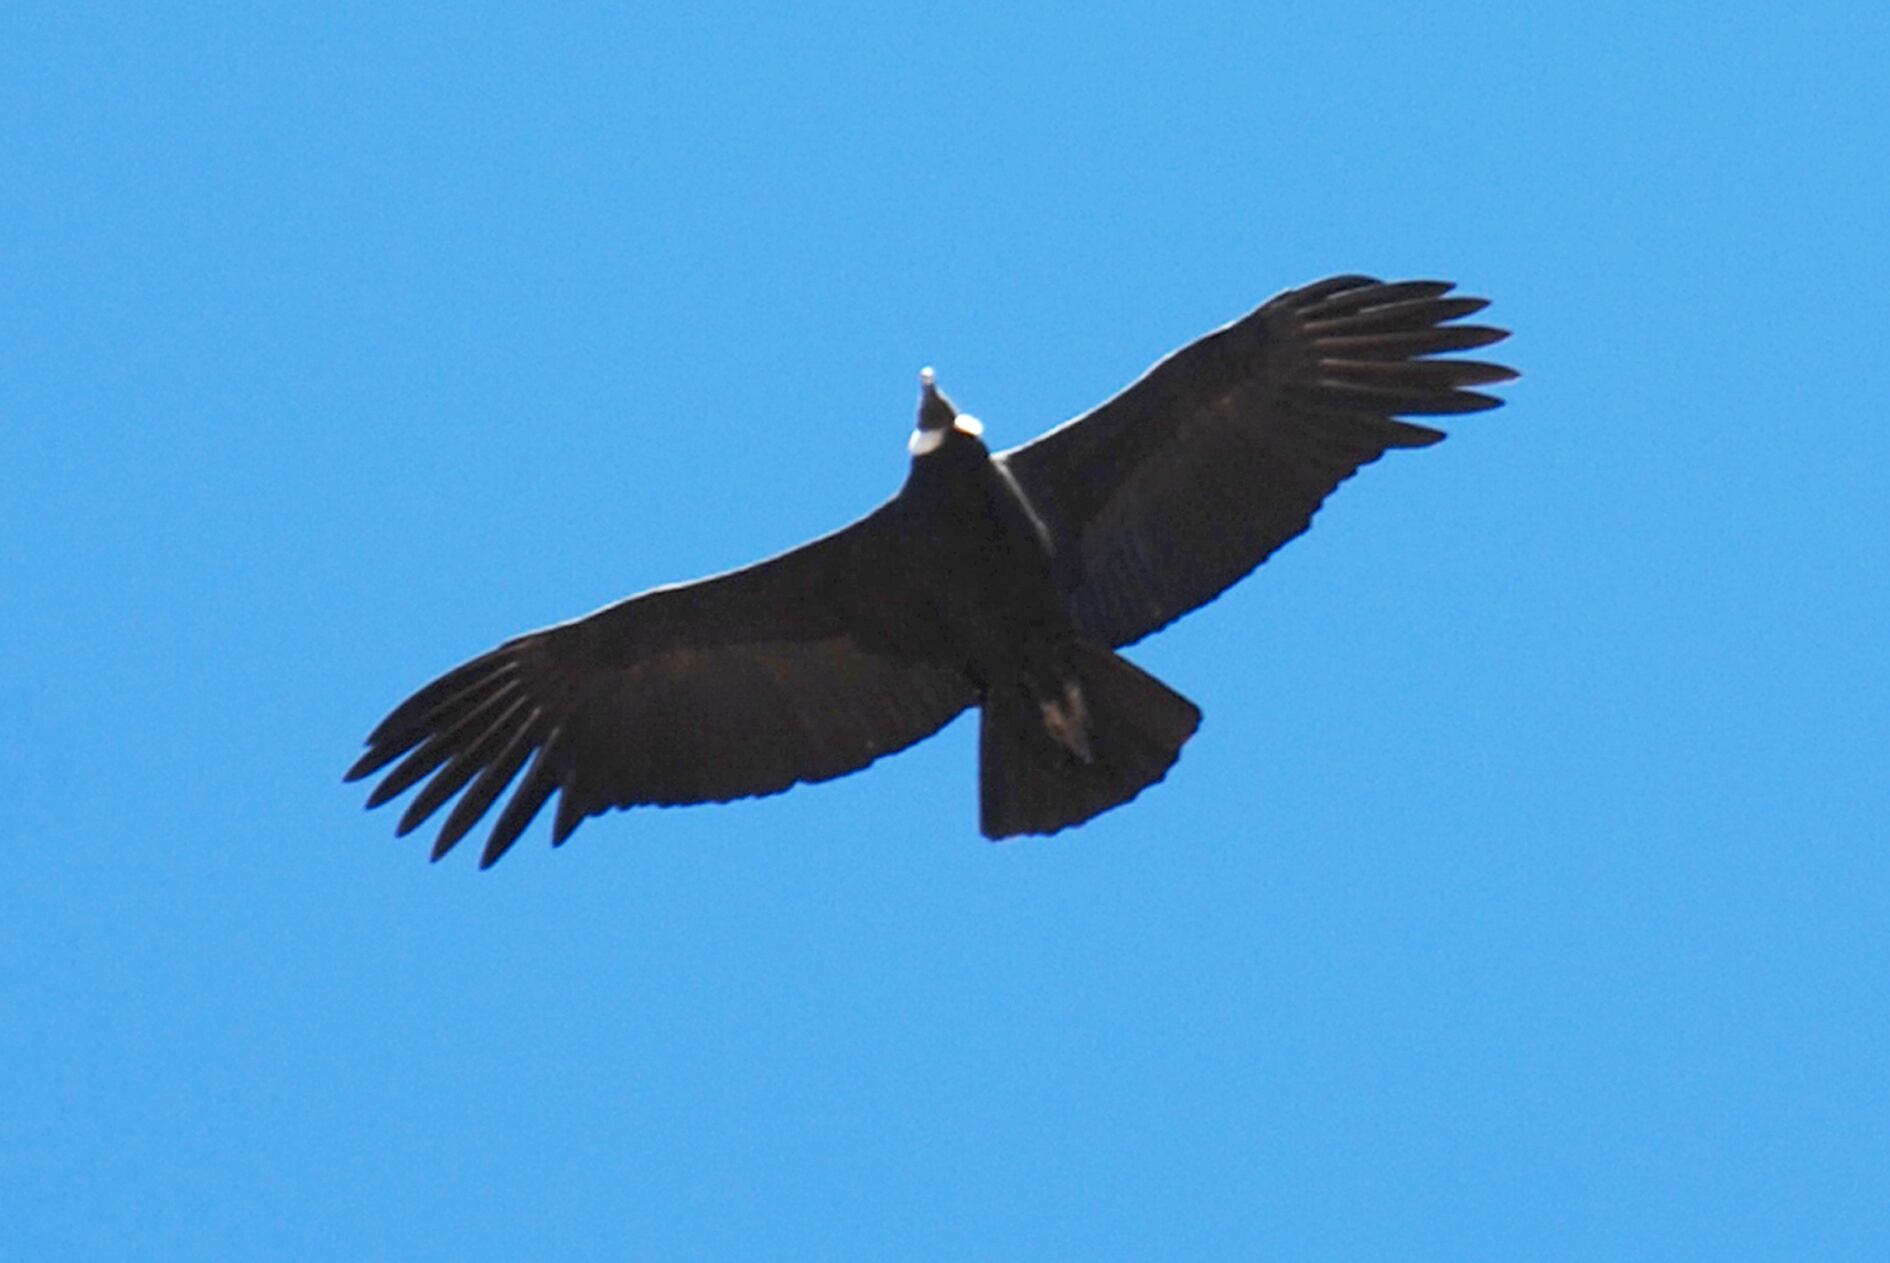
left=348, top=275, right=1516, bottom=866
left=897, top=418, right=1068, bottom=703
left=890, top=398, right=1206, bottom=835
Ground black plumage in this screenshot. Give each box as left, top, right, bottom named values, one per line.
left=346, top=275, right=1516, bottom=866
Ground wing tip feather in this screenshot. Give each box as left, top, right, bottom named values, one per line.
left=343, top=747, right=387, bottom=784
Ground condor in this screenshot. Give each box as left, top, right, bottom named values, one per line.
left=347, top=275, right=1515, bottom=866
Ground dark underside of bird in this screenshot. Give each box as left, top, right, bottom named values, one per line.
left=346, top=275, right=1517, bottom=867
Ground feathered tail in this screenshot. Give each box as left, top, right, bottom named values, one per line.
left=979, top=639, right=1201, bottom=837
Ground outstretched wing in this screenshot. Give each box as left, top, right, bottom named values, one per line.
left=998, top=276, right=1516, bottom=647
left=345, top=502, right=974, bottom=867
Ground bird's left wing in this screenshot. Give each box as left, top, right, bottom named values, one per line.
left=345, top=501, right=975, bottom=867
left=998, top=276, right=1516, bottom=647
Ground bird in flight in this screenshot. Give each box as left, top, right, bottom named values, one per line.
left=347, top=275, right=1515, bottom=867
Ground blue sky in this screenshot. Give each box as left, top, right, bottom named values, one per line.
left=5, top=3, right=1887, bottom=1258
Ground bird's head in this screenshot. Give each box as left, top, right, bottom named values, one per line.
left=908, top=367, right=984, bottom=456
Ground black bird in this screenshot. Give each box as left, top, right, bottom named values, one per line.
left=347, top=275, right=1516, bottom=866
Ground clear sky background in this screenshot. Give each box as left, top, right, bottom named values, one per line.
left=5, top=3, right=1887, bottom=1259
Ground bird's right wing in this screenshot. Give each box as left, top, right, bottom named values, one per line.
left=345, top=501, right=975, bottom=867
left=998, top=276, right=1516, bottom=647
